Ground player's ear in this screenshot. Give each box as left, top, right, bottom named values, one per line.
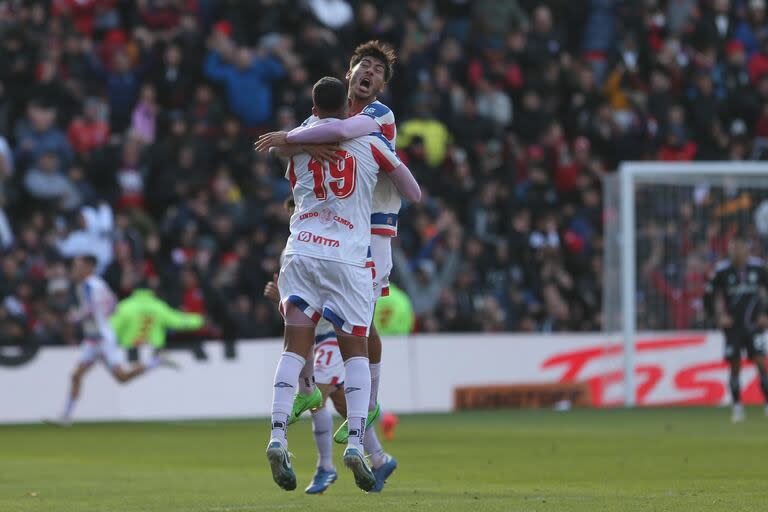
left=311, top=106, right=318, bottom=117
left=345, top=68, right=352, bottom=81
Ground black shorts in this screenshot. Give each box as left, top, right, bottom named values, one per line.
left=724, top=328, right=766, bottom=361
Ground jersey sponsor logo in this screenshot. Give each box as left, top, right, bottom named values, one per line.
left=319, top=208, right=334, bottom=225
left=334, top=215, right=354, bottom=229
left=298, top=210, right=353, bottom=229
left=297, top=231, right=341, bottom=248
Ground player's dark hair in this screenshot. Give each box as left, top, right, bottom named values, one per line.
left=312, top=77, right=347, bottom=113
left=349, top=40, right=396, bottom=81
left=81, top=255, right=98, bottom=267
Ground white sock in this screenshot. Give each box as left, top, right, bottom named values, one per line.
left=270, top=352, right=306, bottom=443
left=63, top=396, right=76, bottom=419
left=363, top=425, right=387, bottom=468
left=343, top=356, right=371, bottom=448
left=146, top=358, right=160, bottom=370
left=369, top=362, right=382, bottom=411
left=298, top=354, right=316, bottom=395
left=311, top=406, right=335, bottom=471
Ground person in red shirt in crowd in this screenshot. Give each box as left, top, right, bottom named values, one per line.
left=67, top=98, right=110, bottom=157
left=139, top=0, right=198, bottom=31
left=554, top=136, right=591, bottom=201
left=658, top=105, right=697, bottom=161
left=52, top=0, right=117, bottom=37
left=748, top=38, right=768, bottom=86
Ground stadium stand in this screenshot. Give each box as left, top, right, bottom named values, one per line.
left=1, top=0, right=767, bottom=344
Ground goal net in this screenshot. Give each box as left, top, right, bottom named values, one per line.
left=604, top=162, right=768, bottom=406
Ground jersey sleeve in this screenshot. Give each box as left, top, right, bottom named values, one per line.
left=159, top=303, right=205, bottom=332
left=368, top=135, right=401, bottom=173
left=358, top=102, right=396, bottom=142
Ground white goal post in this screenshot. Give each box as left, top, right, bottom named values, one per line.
left=607, top=162, right=768, bottom=407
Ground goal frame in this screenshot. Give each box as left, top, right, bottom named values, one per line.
left=617, top=162, right=768, bottom=407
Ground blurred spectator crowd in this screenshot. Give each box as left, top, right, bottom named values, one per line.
left=1, top=0, right=768, bottom=346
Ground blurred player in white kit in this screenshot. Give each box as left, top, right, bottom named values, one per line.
left=47, top=255, right=175, bottom=426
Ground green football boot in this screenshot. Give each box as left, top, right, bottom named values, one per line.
left=333, top=402, right=381, bottom=444
left=287, top=387, right=323, bottom=425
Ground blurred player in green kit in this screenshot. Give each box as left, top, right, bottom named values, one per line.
left=111, top=283, right=205, bottom=352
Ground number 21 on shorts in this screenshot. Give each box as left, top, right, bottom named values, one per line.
left=308, top=152, right=357, bottom=200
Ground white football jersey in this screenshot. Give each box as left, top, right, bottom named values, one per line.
left=76, top=275, right=117, bottom=340
left=284, top=118, right=401, bottom=267
left=301, top=100, right=402, bottom=236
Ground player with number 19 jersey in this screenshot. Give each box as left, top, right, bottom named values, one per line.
left=301, top=100, right=400, bottom=297
left=280, top=117, right=402, bottom=336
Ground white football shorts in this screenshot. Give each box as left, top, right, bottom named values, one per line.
left=279, top=254, right=374, bottom=336
left=78, top=332, right=126, bottom=369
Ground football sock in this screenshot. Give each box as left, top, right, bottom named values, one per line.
left=363, top=426, right=387, bottom=468
left=729, top=373, right=741, bottom=404
left=369, top=362, right=381, bottom=411
left=270, top=351, right=306, bottom=443
left=343, top=356, right=371, bottom=448
left=298, top=354, right=316, bottom=395
left=63, top=397, right=76, bottom=419
left=311, top=406, right=335, bottom=471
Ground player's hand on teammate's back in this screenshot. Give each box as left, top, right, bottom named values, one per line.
left=718, top=313, right=733, bottom=329
left=264, top=273, right=280, bottom=304
left=254, top=131, right=288, bottom=152
left=304, top=144, right=343, bottom=163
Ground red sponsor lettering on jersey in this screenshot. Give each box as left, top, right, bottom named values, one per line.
left=333, top=215, right=354, bottom=229
left=297, top=231, right=341, bottom=248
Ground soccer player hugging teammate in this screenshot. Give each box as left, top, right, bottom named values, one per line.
left=704, top=233, right=768, bottom=422
left=264, top=199, right=395, bottom=494
left=259, top=74, right=419, bottom=492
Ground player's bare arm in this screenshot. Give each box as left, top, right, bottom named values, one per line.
left=255, top=115, right=379, bottom=151
left=388, top=163, right=421, bottom=202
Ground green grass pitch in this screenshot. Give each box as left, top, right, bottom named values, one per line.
left=1, top=407, right=767, bottom=511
